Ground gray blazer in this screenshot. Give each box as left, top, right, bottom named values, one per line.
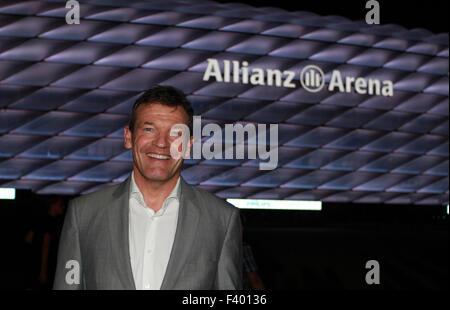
left=53, top=176, right=242, bottom=290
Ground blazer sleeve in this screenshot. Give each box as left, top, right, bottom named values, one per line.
left=53, top=199, right=84, bottom=290
left=215, top=207, right=243, bottom=290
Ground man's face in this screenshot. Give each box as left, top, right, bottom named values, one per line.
left=51, top=200, right=65, bottom=216
left=124, top=102, right=192, bottom=184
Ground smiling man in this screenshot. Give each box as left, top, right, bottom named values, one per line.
left=53, top=86, right=243, bottom=290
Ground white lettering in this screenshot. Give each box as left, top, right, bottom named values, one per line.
left=65, top=0, right=80, bottom=25
left=355, top=77, right=367, bottom=94
left=241, top=61, right=249, bottom=84
left=250, top=68, right=265, bottom=86
left=328, top=70, right=345, bottom=92
left=266, top=69, right=282, bottom=87
left=202, top=123, right=223, bottom=159
left=203, top=58, right=223, bottom=82
left=365, top=0, right=380, bottom=25
left=365, top=260, right=381, bottom=285
left=224, top=123, right=257, bottom=159
left=170, top=117, right=278, bottom=170
left=202, top=59, right=392, bottom=96
left=65, top=260, right=80, bottom=285
left=283, top=70, right=296, bottom=88
left=368, top=79, right=381, bottom=95
left=257, top=124, right=278, bottom=170
left=346, top=76, right=355, bottom=93
left=382, top=80, right=394, bottom=97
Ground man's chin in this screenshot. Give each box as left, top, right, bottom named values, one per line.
left=142, top=174, right=170, bottom=182
left=134, top=160, right=182, bottom=182
left=140, top=169, right=178, bottom=183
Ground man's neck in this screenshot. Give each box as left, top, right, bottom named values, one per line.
left=133, top=169, right=179, bottom=212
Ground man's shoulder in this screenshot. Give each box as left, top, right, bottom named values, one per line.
left=70, top=181, right=125, bottom=210
left=184, top=181, right=238, bottom=214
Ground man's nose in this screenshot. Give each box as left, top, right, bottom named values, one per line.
left=153, top=131, right=170, bottom=148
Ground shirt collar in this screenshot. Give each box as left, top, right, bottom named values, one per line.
left=129, top=171, right=181, bottom=212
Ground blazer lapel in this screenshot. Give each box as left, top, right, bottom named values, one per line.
left=160, top=178, right=200, bottom=289
left=107, top=176, right=136, bottom=290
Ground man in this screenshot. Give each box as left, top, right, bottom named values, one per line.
left=241, top=214, right=265, bottom=290
left=23, top=196, right=65, bottom=290
left=53, top=86, right=242, bottom=290
left=39, top=197, right=66, bottom=289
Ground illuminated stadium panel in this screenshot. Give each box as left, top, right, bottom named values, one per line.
left=0, top=0, right=448, bottom=206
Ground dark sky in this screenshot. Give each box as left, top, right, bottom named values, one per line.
left=215, top=0, right=449, bottom=34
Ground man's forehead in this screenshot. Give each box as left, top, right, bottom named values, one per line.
left=135, top=103, right=188, bottom=122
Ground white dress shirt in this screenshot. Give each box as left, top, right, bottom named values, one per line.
left=128, top=172, right=180, bottom=290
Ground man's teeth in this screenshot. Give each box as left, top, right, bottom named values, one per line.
left=147, top=153, right=171, bottom=159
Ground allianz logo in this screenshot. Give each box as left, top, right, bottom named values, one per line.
left=203, top=58, right=394, bottom=97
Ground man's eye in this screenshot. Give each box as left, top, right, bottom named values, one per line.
left=144, top=128, right=153, bottom=132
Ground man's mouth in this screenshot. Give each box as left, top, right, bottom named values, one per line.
left=147, top=153, right=171, bottom=160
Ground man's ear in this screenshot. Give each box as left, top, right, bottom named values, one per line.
left=124, top=125, right=132, bottom=149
